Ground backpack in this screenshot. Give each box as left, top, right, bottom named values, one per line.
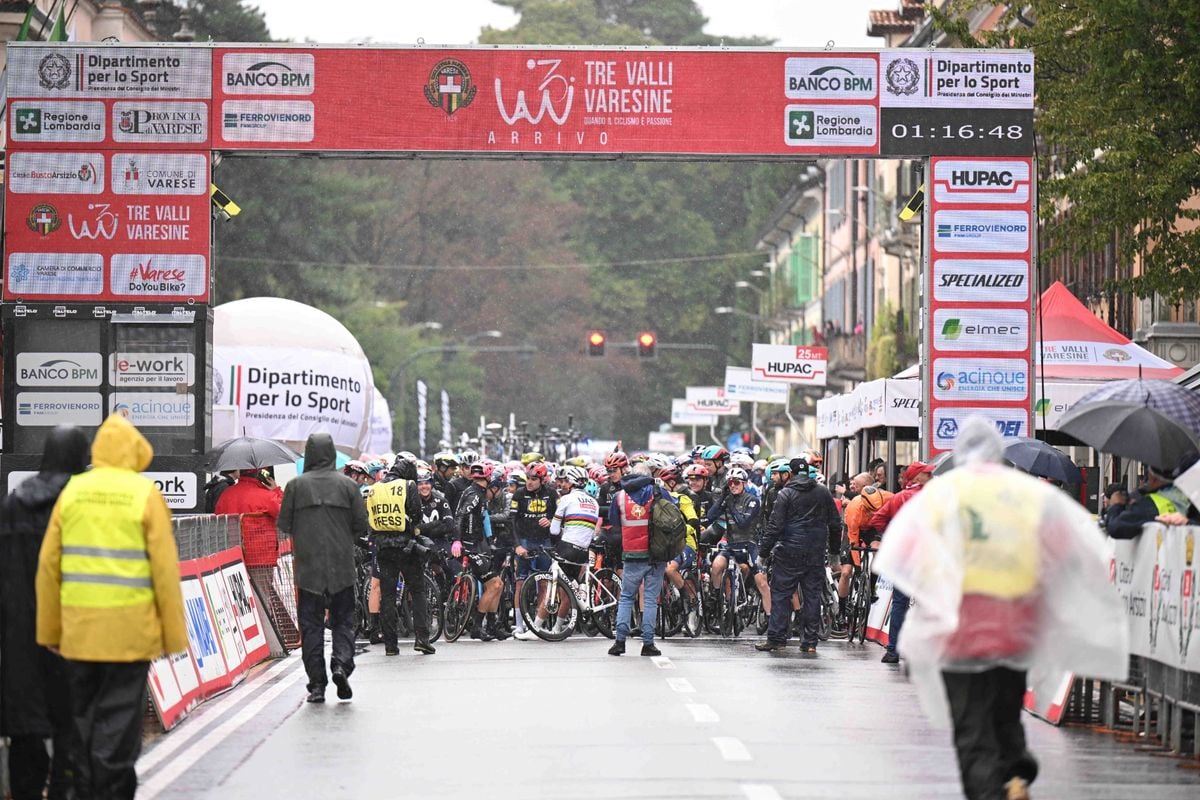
left=648, top=492, right=687, bottom=561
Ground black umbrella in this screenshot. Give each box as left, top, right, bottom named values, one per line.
left=1002, top=438, right=1081, bottom=484
left=205, top=436, right=301, bottom=472
left=1056, top=401, right=1200, bottom=471
left=1073, top=379, right=1200, bottom=435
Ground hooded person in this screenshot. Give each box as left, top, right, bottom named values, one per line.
left=278, top=432, right=370, bottom=703
left=873, top=417, right=1129, bottom=800
left=36, top=415, right=187, bottom=800
left=2, top=426, right=90, bottom=800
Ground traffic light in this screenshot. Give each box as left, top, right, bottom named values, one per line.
left=637, top=330, right=657, bottom=358
left=587, top=330, right=606, bottom=357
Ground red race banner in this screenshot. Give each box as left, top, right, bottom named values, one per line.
left=211, top=48, right=884, bottom=156
left=3, top=150, right=210, bottom=303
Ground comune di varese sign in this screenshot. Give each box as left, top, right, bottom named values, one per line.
left=2, top=42, right=1035, bottom=459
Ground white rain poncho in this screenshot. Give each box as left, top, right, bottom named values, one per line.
left=873, top=417, right=1129, bottom=726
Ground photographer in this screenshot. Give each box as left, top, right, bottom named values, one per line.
left=366, top=457, right=437, bottom=656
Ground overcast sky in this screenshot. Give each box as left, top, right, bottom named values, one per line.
left=247, top=0, right=882, bottom=48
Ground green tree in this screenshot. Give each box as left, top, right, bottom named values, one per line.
left=935, top=1, right=1200, bottom=303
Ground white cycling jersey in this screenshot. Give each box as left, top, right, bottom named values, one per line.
left=549, top=488, right=600, bottom=549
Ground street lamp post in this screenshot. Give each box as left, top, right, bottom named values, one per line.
left=714, top=305, right=765, bottom=344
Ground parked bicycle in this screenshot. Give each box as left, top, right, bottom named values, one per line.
left=518, top=545, right=622, bottom=642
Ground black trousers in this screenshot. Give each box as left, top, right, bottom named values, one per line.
left=298, top=586, right=355, bottom=691
left=766, top=545, right=825, bottom=646
left=64, top=660, right=149, bottom=800
left=378, top=549, right=429, bottom=646
left=9, top=731, right=75, bottom=800
left=943, top=668, right=1038, bottom=800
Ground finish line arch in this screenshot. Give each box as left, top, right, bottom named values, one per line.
left=2, top=42, right=1035, bottom=507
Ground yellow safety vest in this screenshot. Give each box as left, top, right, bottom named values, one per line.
left=57, top=468, right=154, bottom=608
left=366, top=480, right=409, bottom=532
left=1148, top=492, right=1178, bottom=516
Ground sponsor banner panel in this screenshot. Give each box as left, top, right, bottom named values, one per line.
left=684, top=386, right=740, bottom=415
left=784, top=56, right=878, bottom=101
left=751, top=343, right=829, bottom=385
left=9, top=100, right=106, bottom=143
left=931, top=406, right=1028, bottom=451
left=112, top=100, right=209, bottom=144
left=1108, top=525, right=1200, bottom=673
left=1032, top=382, right=1102, bottom=430
left=932, top=258, right=1029, bottom=303
left=783, top=104, right=877, bottom=149
left=932, top=157, right=1031, bottom=205
left=7, top=151, right=105, bottom=193
left=110, top=392, right=196, bottom=426
left=111, top=152, right=208, bottom=195
left=671, top=399, right=716, bottom=427
left=724, top=366, right=789, bottom=403
left=5, top=252, right=104, bottom=296
left=647, top=431, right=688, bottom=454
left=16, top=352, right=103, bottom=387
left=932, top=308, right=1029, bottom=353
left=221, top=53, right=315, bottom=95
left=933, top=357, right=1029, bottom=402
left=880, top=51, right=1034, bottom=109
left=214, top=345, right=374, bottom=454
left=1037, top=340, right=1170, bottom=371
left=110, top=352, right=196, bottom=387
left=143, top=471, right=199, bottom=509
left=7, top=45, right=212, bottom=99
left=883, top=378, right=921, bottom=427
left=933, top=209, right=1030, bottom=254
left=221, top=100, right=315, bottom=142
left=15, top=391, right=103, bottom=426
left=109, top=254, right=207, bottom=297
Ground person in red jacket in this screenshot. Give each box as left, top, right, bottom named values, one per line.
left=215, top=469, right=284, bottom=581
left=870, top=460, right=933, bottom=664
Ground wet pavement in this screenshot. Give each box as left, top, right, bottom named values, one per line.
left=138, top=635, right=1200, bottom=799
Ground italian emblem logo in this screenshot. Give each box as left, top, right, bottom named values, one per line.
left=38, top=53, right=72, bottom=90
left=885, top=58, right=920, bottom=96
left=424, top=59, right=476, bottom=115
left=27, top=203, right=61, bottom=236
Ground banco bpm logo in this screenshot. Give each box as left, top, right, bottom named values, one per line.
left=788, top=110, right=815, bottom=140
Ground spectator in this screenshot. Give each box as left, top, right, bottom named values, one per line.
left=1108, top=455, right=1200, bottom=539
left=1100, top=483, right=1129, bottom=535
left=871, top=460, right=934, bottom=664
left=203, top=470, right=236, bottom=513
left=36, top=415, right=187, bottom=800
left=2, top=426, right=90, bottom=800
left=607, top=463, right=675, bottom=657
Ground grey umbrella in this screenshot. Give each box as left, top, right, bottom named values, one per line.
left=1001, top=438, right=1081, bottom=484
left=1056, top=401, right=1200, bottom=471
left=205, top=436, right=301, bottom=472
left=1073, top=379, right=1200, bottom=435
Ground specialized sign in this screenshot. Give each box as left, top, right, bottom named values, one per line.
left=723, top=366, right=789, bottom=403
left=923, top=156, right=1034, bottom=456
left=751, top=343, right=828, bottom=386
left=684, top=386, right=740, bottom=416
left=671, top=399, right=716, bottom=427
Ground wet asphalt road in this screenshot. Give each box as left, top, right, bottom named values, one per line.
left=138, top=635, right=1200, bottom=799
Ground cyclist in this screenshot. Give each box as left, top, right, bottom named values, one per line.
left=510, top=462, right=558, bottom=639
left=659, top=464, right=701, bottom=628
left=343, top=460, right=372, bottom=488
left=703, top=466, right=769, bottom=616
left=598, top=451, right=630, bottom=570
left=453, top=462, right=509, bottom=641
left=431, top=451, right=460, bottom=505
left=448, top=450, right=478, bottom=512
left=554, top=467, right=575, bottom=497
left=683, top=464, right=714, bottom=519
left=699, top=446, right=731, bottom=492
left=416, top=468, right=456, bottom=546
left=841, top=471, right=892, bottom=626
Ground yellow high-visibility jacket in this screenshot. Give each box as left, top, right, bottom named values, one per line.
left=37, top=414, right=187, bottom=662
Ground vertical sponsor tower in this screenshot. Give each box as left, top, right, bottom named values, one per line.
left=2, top=46, right=214, bottom=510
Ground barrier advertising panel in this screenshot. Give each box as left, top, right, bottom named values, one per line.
left=922, top=156, right=1035, bottom=456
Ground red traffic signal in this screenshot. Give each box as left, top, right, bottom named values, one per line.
left=587, top=330, right=606, bottom=357
left=637, top=331, right=656, bottom=358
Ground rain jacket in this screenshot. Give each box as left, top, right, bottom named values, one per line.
left=278, top=433, right=369, bottom=594
left=36, top=415, right=187, bottom=662
left=844, top=485, right=893, bottom=567
left=606, top=474, right=674, bottom=561
left=1, top=426, right=89, bottom=735
left=873, top=419, right=1129, bottom=727
left=759, top=473, right=841, bottom=554
left=1108, top=484, right=1200, bottom=539
left=703, top=490, right=761, bottom=544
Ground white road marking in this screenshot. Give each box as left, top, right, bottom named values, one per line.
left=686, top=703, right=719, bottom=723
left=741, top=784, right=783, bottom=799
left=712, top=736, right=752, bottom=761
left=136, top=657, right=303, bottom=774
left=666, top=677, right=695, bottom=693
left=651, top=655, right=675, bottom=669
left=137, top=662, right=306, bottom=797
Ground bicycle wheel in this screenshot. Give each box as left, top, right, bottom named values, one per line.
left=737, top=578, right=759, bottom=635
left=848, top=577, right=869, bottom=644
left=681, top=575, right=702, bottom=638
left=658, top=581, right=685, bottom=638
left=519, top=573, right=578, bottom=642
left=590, top=568, right=621, bottom=640
left=424, top=574, right=443, bottom=643
left=442, top=574, right=476, bottom=643
left=817, top=589, right=833, bottom=642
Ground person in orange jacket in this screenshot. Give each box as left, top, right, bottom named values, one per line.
left=37, top=414, right=187, bottom=800
left=838, top=472, right=893, bottom=625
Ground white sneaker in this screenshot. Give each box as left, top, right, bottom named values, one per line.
left=514, top=629, right=538, bottom=641
left=551, top=618, right=570, bottom=635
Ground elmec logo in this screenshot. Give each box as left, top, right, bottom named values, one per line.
left=933, top=309, right=1028, bottom=352
left=223, top=53, right=314, bottom=96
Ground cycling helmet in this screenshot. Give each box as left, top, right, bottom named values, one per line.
left=508, top=470, right=527, bottom=487
left=488, top=473, right=507, bottom=490
left=690, top=445, right=706, bottom=460
left=604, top=451, right=630, bottom=470
left=802, top=448, right=824, bottom=467
left=520, top=451, right=545, bottom=466
left=433, top=451, right=459, bottom=468
left=645, top=454, right=670, bottom=476
left=700, top=445, right=729, bottom=462
left=584, top=479, right=600, bottom=499
left=766, top=457, right=792, bottom=478
left=557, top=465, right=587, bottom=487
left=565, top=456, right=588, bottom=467
left=364, top=459, right=387, bottom=479
left=658, top=465, right=681, bottom=484
left=459, top=449, right=480, bottom=466
left=683, top=464, right=711, bottom=480
left=629, top=452, right=649, bottom=465
left=416, top=468, right=434, bottom=484
left=587, top=464, right=607, bottom=483
left=343, top=460, right=368, bottom=478
left=753, top=459, right=768, bottom=471
left=730, top=452, right=754, bottom=469
left=397, top=451, right=418, bottom=462
left=788, top=454, right=810, bottom=475
left=469, top=462, right=494, bottom=480
left=526, top=461, right=550, bottom=481
left=726, top=466, right=749, bottom=483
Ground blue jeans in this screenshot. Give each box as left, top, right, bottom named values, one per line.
left=887, top=588, right=910, bottom=655
left=615, top=560, right=666, bottom=644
